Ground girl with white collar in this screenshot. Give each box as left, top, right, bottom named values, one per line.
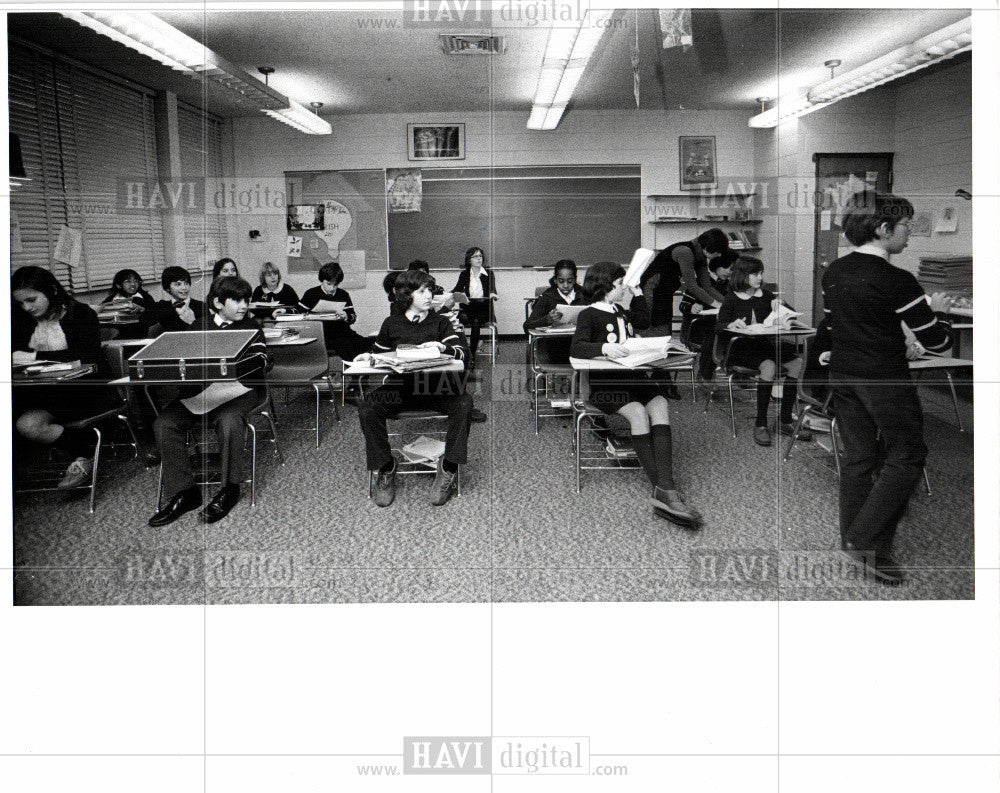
left=570, top=261, right=701, bottom=527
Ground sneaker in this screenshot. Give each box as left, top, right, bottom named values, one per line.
left=372, top=460, right=397, bottom=507
left=779, top=422, right=812, bottom=442
left=753, top=425, right=772, bottom=446
left=430, top=459, right=458, bottom=506
left=58, top=457, right=93, bottom=489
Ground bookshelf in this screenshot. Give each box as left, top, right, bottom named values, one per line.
left=646, top=192, right=762, bottom=253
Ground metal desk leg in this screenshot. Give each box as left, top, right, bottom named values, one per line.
left=946, top=371, right=964, bottom=432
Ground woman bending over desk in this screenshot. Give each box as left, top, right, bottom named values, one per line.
left=12, top=266, right=109, bottom=489
left=570, top=261, right=701, bottom=527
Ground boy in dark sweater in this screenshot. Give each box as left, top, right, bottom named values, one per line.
left=822, top=190, right=953, bottom=583
left=148, top=277, right=272, bottom=527
left=146, top=266, right=206, bottom=335
left=360, top=270, right=472, bottom=507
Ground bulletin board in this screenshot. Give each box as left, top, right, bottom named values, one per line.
left=284, top=169, right=388, bottom=288
left=386, top=165, right=641, bottom=270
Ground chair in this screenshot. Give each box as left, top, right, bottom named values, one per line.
left=569, top=370, right=639, bottom=493
left=366, top=409, right=461, bottom=498
left=528, top=333, right=574, bottom=435
left=267, top=321, right=341, bottom=448
left=153, top=386, right=282, bottom=510
left=100, top=327, right=119, bottom=342
left=703, top=334, right=761, bottom=438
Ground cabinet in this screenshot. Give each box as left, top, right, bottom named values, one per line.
left=646, top=193, right=762, bottom=254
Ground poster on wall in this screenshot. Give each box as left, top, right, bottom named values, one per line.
left=284, top=170, right=388, bottom=276
left=386, top=168, right=422, bottom=213
left=287, top=204, right=325, bottom=231
left=678, top=135, right=717, bottom=190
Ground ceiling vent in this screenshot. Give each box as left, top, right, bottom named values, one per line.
left=440, top=34, right=505, bottom=55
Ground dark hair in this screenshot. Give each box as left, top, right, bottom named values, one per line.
left=11, top=265, right=73, bottom=318
left=212, top=257, right=239, bottom=280
left=107, top=268, right=143, bottom=300
left=463, top=247, right=486, bottom=270
left=709, top=249, right=739, bottom=273
left=841, top=190, right=915, bottom=246
left=407, top=259, right=430, bottom=273
left=318, top=261, right=344, bottom=286
left=729, top=256, right=765, bottom=293
left=207, top=276, right=253, bottom=311
left=382, top=270, right=401, bottom=300
left=582, top=261, right=626, bottom=303
left=160, top=266, right=191, bottom=291
left=696, top=228, right=730, bottom=255
left=549, top=259, right=578, bottom=289
left=392, top=270, right=434, bottom=313
left=259, top=261, right=281, bottom=287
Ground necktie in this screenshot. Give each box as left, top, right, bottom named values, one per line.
left=411, top=316, right=420, bottom=324
left=220, top=321, right=232, bottom=328
left=173, top=300, right=184, bottom=309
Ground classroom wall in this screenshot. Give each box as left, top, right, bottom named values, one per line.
left=225, top=108, right=753, bottom=335
left=752, top=58, right=972, bottom=324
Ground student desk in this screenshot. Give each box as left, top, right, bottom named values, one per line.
left=527, top=326, right=575, bottom=434
left=909, top=355, right=973, bottom=432
left=342, top=357, right=464, bottom=400
left=568, top=354, right=697, bottom=493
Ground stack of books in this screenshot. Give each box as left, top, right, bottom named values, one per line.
left=918, top=255, right=972, bottom=292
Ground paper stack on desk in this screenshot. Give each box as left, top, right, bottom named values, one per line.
left=396, top=344, right=442, bottom=361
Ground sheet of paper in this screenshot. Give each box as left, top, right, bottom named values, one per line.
left=550, top=304, right=586, bottom=325
left=310, top=300, right=346, bottom=314
left=286, top=236, right=302, bottom=257
left=934, top=207, right=958, bottom=233
left=622, top=247, right=656, bottom=288
left=54, top=225, right=82, bottom=268
left=819, top=211, right=832, bottom=231
left=180, top=381, right=252, bottom=416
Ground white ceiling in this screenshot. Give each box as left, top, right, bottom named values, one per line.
left=9, top=8, right=971, bottom=120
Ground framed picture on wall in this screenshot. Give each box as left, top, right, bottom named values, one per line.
left=407, top=123, right=465, bottom=160
left=679, top=135, right=717, bottom=190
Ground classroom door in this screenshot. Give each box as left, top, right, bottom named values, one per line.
left=811, top=153, right=893, bottom=319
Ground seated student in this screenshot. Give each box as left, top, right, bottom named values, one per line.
left=452, top=246, right=497, bottom=366
left=300, top=261, right=372, bottom=361
left=523, top=259, right=585, bottom=331
left=570, top=261, right=701, bottom=526
left=148, top=276, right=271, bottom=527
left=251, top=261, right=299, bottom=307
left=212, top=257, right=239, bottom=281
left=12, top=266, right=107, bottom=488
left=102, top=268, right=156, bottom=311
left=682, top=248, right=738, bottom=380
left=145, top=266, right=206, bottom=335
left=359, top=270, right=473, bottom=508
left=715, top=256, right=810, bottom=447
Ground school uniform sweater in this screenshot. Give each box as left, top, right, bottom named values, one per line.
left=570, top=296, right=651, bottom=358
left=250, top=283, right=299, bottom=306
left=715, top=288, right=776, bottom=342
left=523, top=285, right=585, bottom=331
left=13, top=300, right=102, bottom=366
left=102, top=288, right=156, bottom=311
left=821, top=251, right=952, bottom=379
left=373, top=310, right=468, bottom=362
left=146, top=297, right=206, bottom=334
left=300, top=286, right=357, bottom=323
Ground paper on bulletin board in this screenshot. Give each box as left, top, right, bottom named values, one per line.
left=934, top=206, right=958, bottom=233
left=910, top=212, right=932, bottom=237
left=338, top=250, right=366, bottom=290
left=11, top=210, right=22, bottom=253
left=819, top=211, right=832, bottom=231
left=287, top=236, right=302, bottom=257
left=54, top=225, right=82, bottom=268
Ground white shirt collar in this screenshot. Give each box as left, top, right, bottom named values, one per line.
left=559, top=289, right=575, bottom=303
left=591, top=301, right=617, bottom=313
left=855, top=242, right=891, bottom=260
left=213, top=313, right=232, bottom=327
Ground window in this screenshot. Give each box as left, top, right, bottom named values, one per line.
left=177, top=104, right=229, bottom=275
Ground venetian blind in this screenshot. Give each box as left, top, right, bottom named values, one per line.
left=177, top=104, right=229, bottom=275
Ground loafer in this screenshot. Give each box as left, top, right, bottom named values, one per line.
left=841, top=542, right=905, bottom=584
left=58, top=457, right=93, bottom=489
left=753, top=425, right=772, bottom=446
left=779, top=422, right=812, bottom=442
left=650, top=487, right=701, bottom=524
left=372, top=460, right=396, bottom=507
left=470, top=408, right=488, bottom=423
left=430, top=460, right=458, bottom=506
left=199, top=484, right=240, bottom=524
left=149, top=487, right=202, bottom=527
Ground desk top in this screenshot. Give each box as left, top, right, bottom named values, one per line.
left=528, top=326, right=576, bottom=337
left=343, top=359, right=464, bottom=375
left=730, top=325, right=815, bottom=338
left=909, top=356, right=973, bottom=370
left=569, top=354, right=696, bottom=371
left=13, top=363, right=95, bottom=382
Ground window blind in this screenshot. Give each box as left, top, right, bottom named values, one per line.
left=177, top=104, right=229, bottom=275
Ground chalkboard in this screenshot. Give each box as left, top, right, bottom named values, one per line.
left=387, top=165, right=640, bottom=270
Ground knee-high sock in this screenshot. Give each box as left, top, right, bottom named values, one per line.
left=651, top=424, right=676, bottom=490
left=630, top=432, right=659, bottom=489
left=779, top=379, right=797, bottom=423
left=756, top=382, right=773, bottom=426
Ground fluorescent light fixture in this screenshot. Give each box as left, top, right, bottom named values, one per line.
left=527, top=9, right=615, bottom=130
left=263, top=99, right=332, bottom=135
left=749, top=16, right=972, bottom=128
left=62, top=10, right=331, bottom=134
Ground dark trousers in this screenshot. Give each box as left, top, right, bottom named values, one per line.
left=153, top=389, right=261, bottom=500
left=833, top=373, right=928, bottom=555
left=357, top=376, right=473, bottom=470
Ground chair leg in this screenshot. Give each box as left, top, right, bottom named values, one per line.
left=248, top=423, right=257, bottom=507
left=326, top=375, right=341, bottom=421
left=689, top=369, right=696, bottom=401
left=259, top=411, right=284, bottom=466
left=313, top=384, right=321, bottom=448
left=783, top=407, right=809, bottom=461
left=117, top=413, right=142, bottom=462
left=727, top=374, right=737, bottom=438
left=945, top=372, right=963, bottom=432
left=534, top=372, right=545, bottom=435
left=156, top=463, right=164, bottom=510
left=830, top=417, right=842, bottom=476
left=88, top=428, right=102, bottom=514
left=922, top=468, right=932, bottom=497
left=574, top=411, right=587, bottom=494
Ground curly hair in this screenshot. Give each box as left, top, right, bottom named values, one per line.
left=392, top=269, right=435, bottom=313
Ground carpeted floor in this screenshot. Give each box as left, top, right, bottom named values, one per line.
left=11, top=342, right=975, bottom=605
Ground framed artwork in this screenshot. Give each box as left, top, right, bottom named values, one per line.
left=287, top=204, right=324, bottom=231
left=679, top=135, right=717, bottom=190
left=407, top=123, right=465, bottom=161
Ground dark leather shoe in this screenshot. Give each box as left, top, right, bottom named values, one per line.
left=470, top=408, right=488, bottom=423
left=199, top=485, right=240, bottom=524
left=841, top=542, right=904, bottom=584
left=149, top=487, right=202, bottom=527
left=650, top=487, right=701, bottom=525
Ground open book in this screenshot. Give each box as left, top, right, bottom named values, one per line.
left=611, top=337, right=691, bottom=368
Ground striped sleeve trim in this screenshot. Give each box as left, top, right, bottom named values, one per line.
left=896, top=294, right=926, bottom=314
left=907, top=319, right=936, bottom=332
left=373, top=341, right=392, bottom=351
left=441, top=333, right=459, bottom=343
